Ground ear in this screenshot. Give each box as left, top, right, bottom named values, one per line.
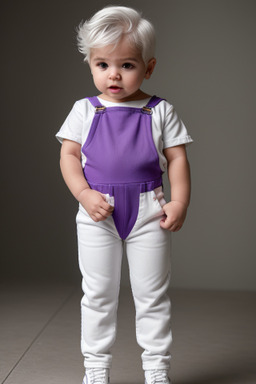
left=145, top=58, right=157, bottom=79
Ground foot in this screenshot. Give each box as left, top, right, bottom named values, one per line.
left=145, top=370, right=170, bottom=384
left=83, top=368, right=109, bottom=384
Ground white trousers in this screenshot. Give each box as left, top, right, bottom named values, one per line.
left=76, top=188, right=172, bottom=370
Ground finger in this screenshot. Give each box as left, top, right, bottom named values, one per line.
left=160, top=216, right=181, bottom=231
left=170, top=223, right=183, bottom=232
left=90, top=214, right=99, bottom=222
left=91, top=211, right=107, bottom=222
left=170, top=225, right=179, bottom=232
left=160, top=216, right=172, bottom=229
left=100, top=194, right=114, bottom=209
left=98, top=207, right=113, bottom=218
left=101, top=200, right=114, bottom=213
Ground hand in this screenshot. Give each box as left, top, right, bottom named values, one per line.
left=79, top=189, right=114, bottom=222
left=160, top=201, right=187, bottom=232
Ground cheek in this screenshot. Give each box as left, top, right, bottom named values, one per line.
left=126, top=72, right=140, bottom=84
left=93, top=73, right=105, bottom=87
left=128, top=73, right=145, bottom=88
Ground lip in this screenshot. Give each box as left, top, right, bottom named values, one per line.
left=108, top=86, right=122, bottom=94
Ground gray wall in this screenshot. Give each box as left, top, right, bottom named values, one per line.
left=1, top=0, right=256, bottom=290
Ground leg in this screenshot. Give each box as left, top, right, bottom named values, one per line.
left=76, top=205, right=123, bottom=369
left=126, top=191, right=172, bottom=371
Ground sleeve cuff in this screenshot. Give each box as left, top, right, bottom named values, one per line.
left=163, top=135, right=193, bottom=149
left=55, top=132, right=82, bottom=145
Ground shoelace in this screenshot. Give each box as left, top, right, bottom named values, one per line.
left=87, top=368, right=108, bottom=384
left=150, top=370, right=169, bottom=384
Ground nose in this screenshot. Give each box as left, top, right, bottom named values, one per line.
left=109, top=69, right=121, bottom=80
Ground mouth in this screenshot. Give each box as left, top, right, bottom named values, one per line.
left=109, top=86, right=122, bottom=93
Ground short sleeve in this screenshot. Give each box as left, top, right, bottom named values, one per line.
left=163, top=105, right=193, bottom=149
left=56, top=101, right=83, bottom=144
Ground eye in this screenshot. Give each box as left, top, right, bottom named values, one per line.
left=97, top=62, right=108, bottom=69
left=122, top=63, right=134, bottom=69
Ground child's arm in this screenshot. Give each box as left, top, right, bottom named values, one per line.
left=60, top=139, right=114, bottom=222
left=160, top=144, right=191, bottom=232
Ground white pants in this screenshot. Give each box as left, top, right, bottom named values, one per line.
left=76, top=188, right=172, bottom=370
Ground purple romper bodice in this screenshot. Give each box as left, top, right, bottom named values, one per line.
left=82, top=96, right=164, bottom=240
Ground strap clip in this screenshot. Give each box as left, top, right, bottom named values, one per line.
left=142, top=106, right=153, bottom=115
left=95, top=106, right=106, bottom=113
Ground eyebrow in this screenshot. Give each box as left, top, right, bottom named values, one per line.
left=121, top=58, right=140, bottom=62
left=92, top=57, right=106, bottom=62
left=92, top=57, right=139, bottom=63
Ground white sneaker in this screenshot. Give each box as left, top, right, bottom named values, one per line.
left=145, top=370, right=171, bottom=384
left=83, top=368, right=109, bottom=384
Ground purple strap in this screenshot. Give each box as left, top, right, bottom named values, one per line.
left=145, top=95, right=165, bottom=108
left=87, top=96, right=102, bottom=108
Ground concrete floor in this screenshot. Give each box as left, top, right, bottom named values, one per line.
left=1, top=283, right=256, bottom=384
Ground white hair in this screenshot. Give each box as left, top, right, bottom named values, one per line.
left=76, top=6, right=156, bottom=64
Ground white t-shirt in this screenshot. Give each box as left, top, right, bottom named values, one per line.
left=56, top=96, right=193, bottom=171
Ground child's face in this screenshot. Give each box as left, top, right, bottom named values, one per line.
left=89, top=37, right=156, bottom=102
